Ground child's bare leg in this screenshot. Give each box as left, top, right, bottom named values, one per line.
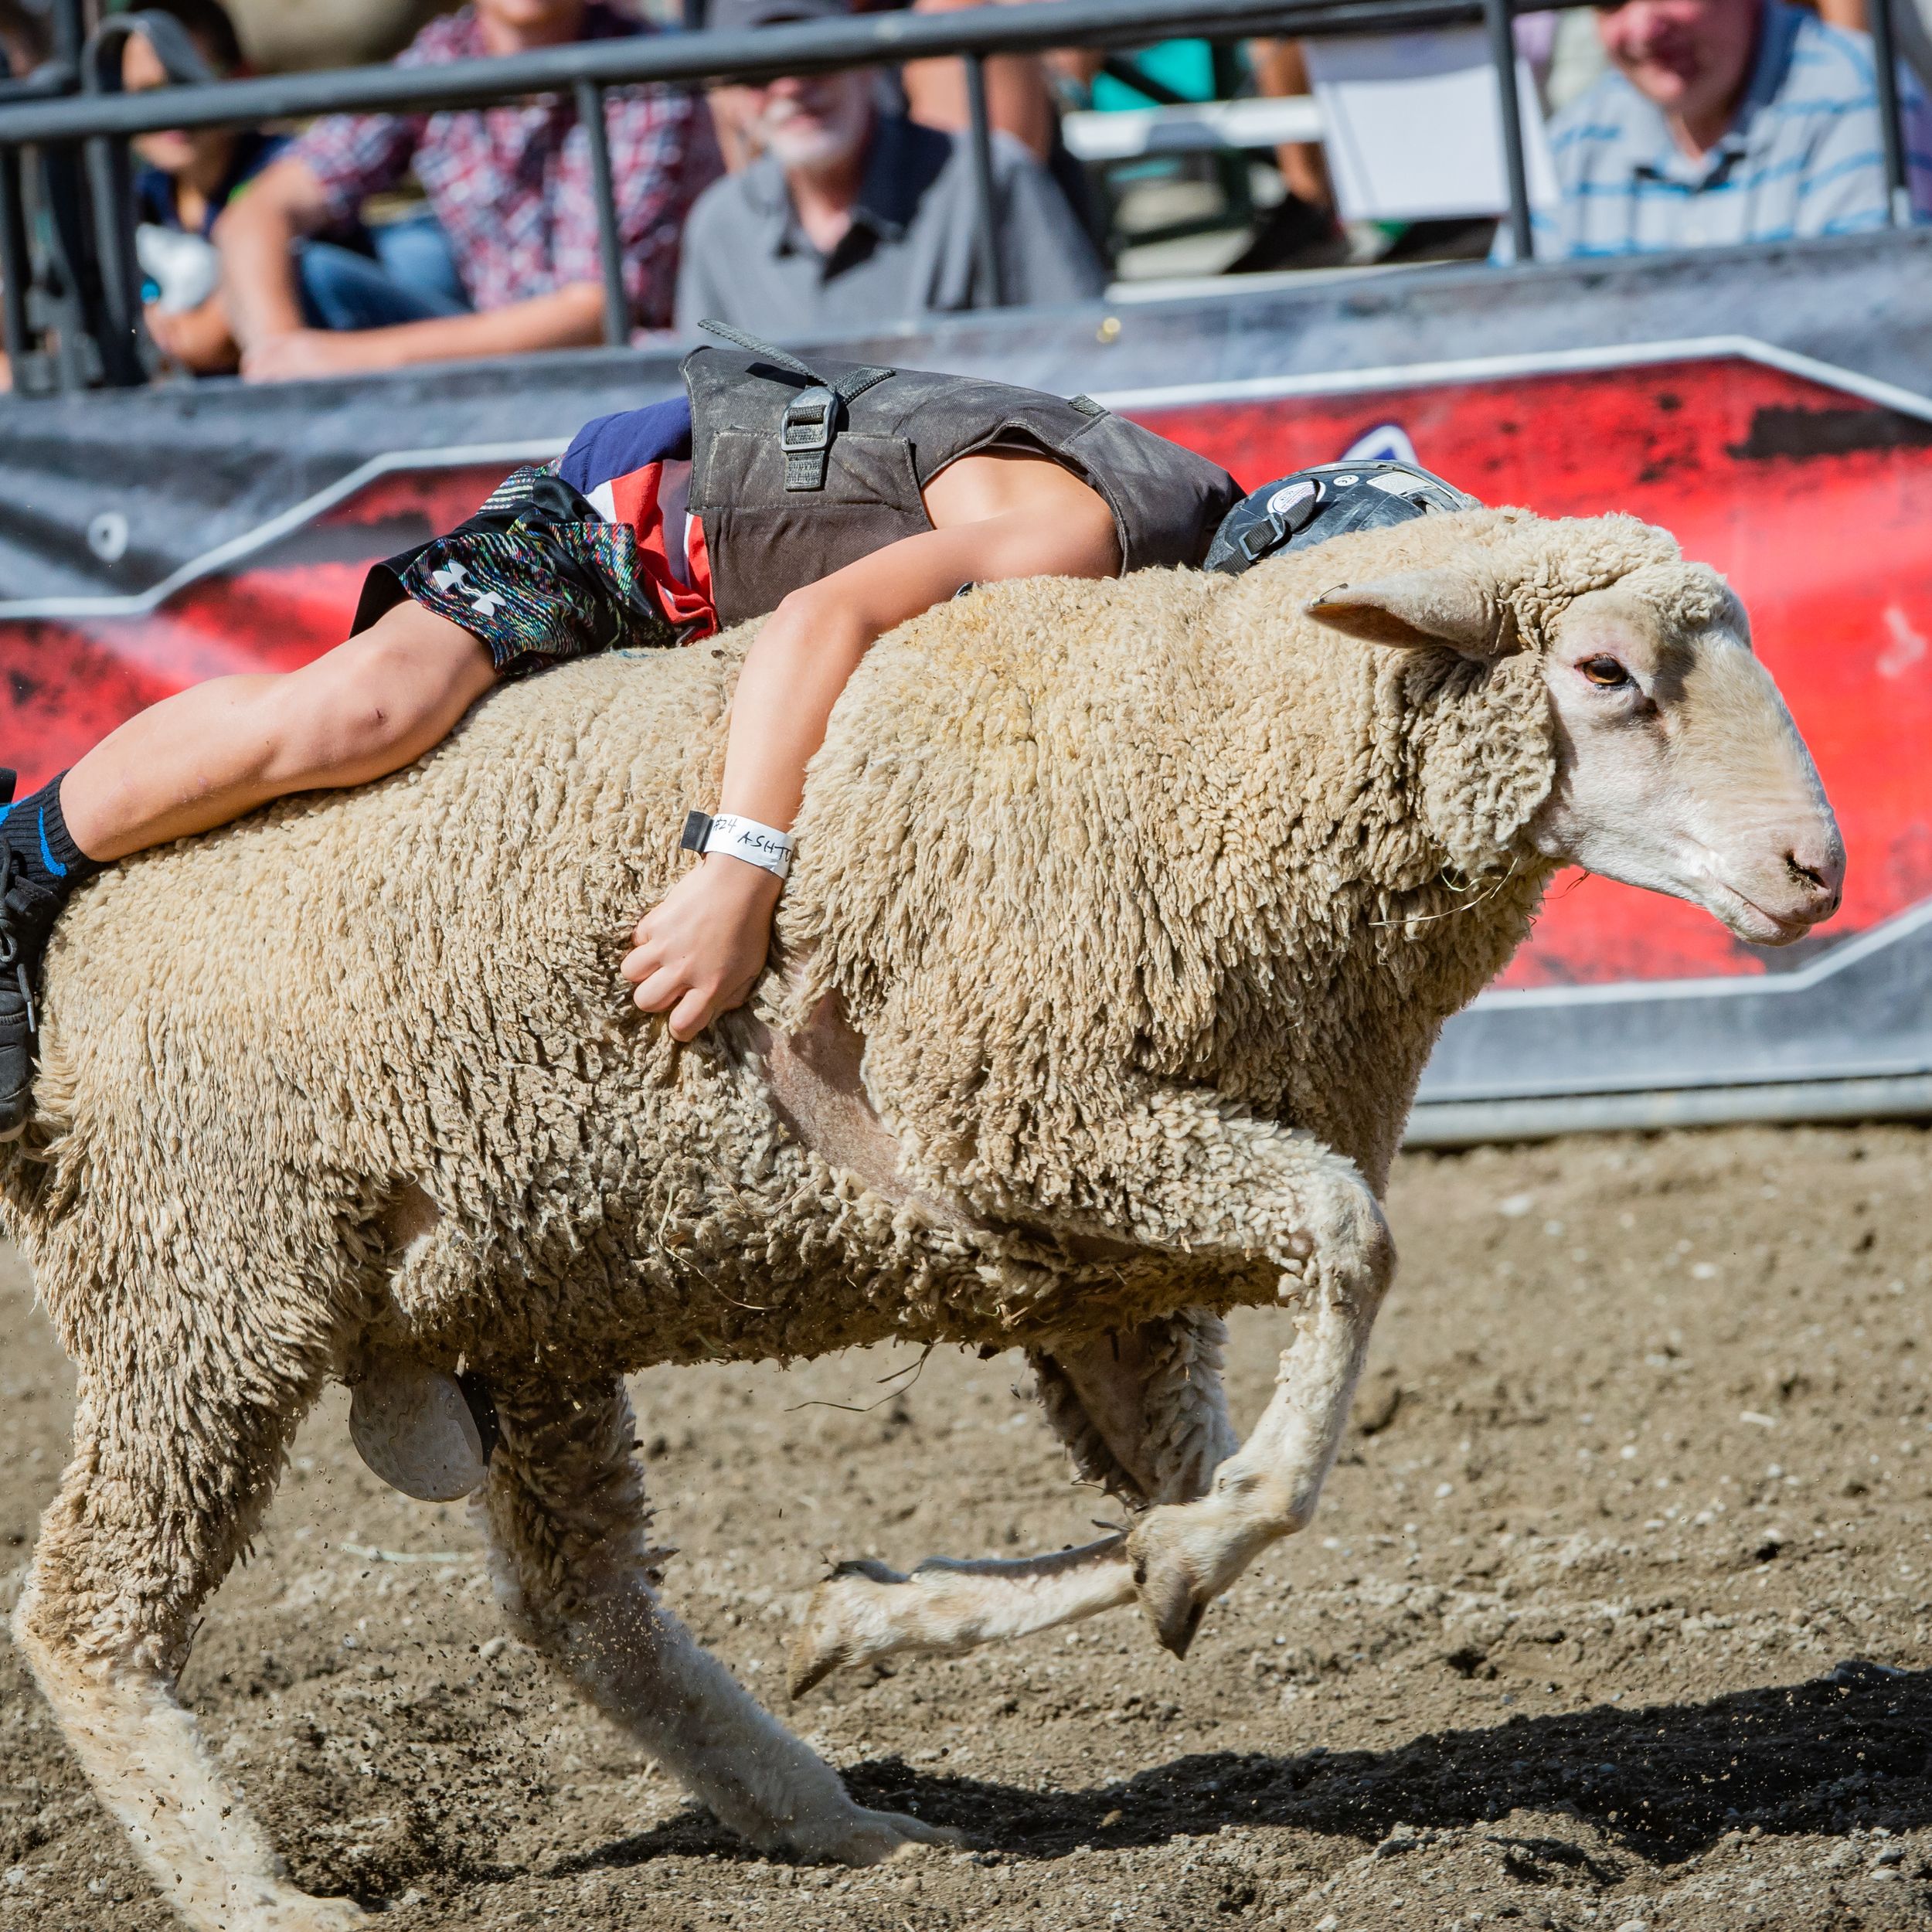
left=62, top=601, right=494, bottom=858
left=0, top=600, right=491, bottom=1136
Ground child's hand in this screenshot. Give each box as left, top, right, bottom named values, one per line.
left=621, top=858, right=785, bottom=1042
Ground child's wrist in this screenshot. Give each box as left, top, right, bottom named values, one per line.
left=701, top=851, right=787, bottom=896
left=681, top=808, right=793, bottom=882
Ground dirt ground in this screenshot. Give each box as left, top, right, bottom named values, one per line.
left=5, top=1121, right=1932, bottom=1931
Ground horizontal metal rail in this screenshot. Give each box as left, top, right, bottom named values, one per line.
left=0, top=63, right=77, bottom=107
left=1405, top=1073, right=1932, bottom=1147
left=0, top=0, right=1912, bottom=393
left=0, top=0, right=1494, bottom=145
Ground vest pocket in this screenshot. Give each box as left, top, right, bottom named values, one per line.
left=823, top=434, right=928, bottom=524
left=700, top=427, right=925, bottom=513
left=698, top=430, right=933, bottom=625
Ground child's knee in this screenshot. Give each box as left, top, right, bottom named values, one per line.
left=267, top=634, right=471, bottom=777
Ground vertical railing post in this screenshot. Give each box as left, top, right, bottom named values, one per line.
left=83, top=133, right=143, bottom=379
left=0, top=147, right=32, bottom=388
left=575, top=77, right=629, bottom=347
left=1867, top=0, right=1910, bottom=226
left=964, top=53, right=1004, bottom=308
left=49, top=0, right=85, bottom=67
left=80, top=17, right=145, bottom=388
left=1484, top=0, right=1534, bottom=262
left=47, top=0, right=89, bottom=388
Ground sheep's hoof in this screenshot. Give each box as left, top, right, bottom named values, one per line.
left=1125, top=1512, right=1212, bottom=1660
left=349, top=1359, right=488, bottom=1503
left=240, top=1887, right=366, bottom=1930
left=788, top=1559, right=906, bottom=1698
left=789, top=1804, right=966, bottom=1865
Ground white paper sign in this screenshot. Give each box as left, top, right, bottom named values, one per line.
left=1305, top=29, right=1559, bottom=223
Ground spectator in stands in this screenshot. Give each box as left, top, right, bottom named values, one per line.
left=0, top=0, right=41, bottom=393
left=217, top=0, right=720, bottom=382
left=675, top=0, right=1104, bottom=335
left=688, top=0, right=1066, bottom=167
left=119, top=0, right=281, bottom=376
left=0, top=0, right=42, bottom=79
left=1810, top=0, right=1932, bottom=97
left=1510, top=0, right=1932, bottom=259
left=885, top=0, right=1063, bottom=164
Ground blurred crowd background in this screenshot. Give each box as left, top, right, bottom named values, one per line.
left=0, top=0, right=1928, bottom=388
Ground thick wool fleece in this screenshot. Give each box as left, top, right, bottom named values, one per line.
left=1, top=509, right=1689, bottom=1618
left=790, top=506, right=1677, bottom=1207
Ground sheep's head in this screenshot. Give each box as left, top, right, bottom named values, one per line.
left=1305, top=543, right=1843, bottom=946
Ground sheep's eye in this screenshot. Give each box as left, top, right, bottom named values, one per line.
left=1582, top=655, right=1632, bottom=688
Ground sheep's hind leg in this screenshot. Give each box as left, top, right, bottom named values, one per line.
left=789, top=1309, right=1236, bottom=1696
left=478, top=1373, right=961, bottom=1864
left=13, top=1370, right=361, bottom=1931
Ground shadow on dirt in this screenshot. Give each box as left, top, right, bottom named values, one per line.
left=556, top=1659, right=1932, bottom=1874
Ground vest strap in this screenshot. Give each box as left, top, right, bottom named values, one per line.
left=700, top=319, right=894, bottom=493
left=698, top=316, right=825, bottom=383
left=781, top=386, right=838, bottom=492
left=778, top=366, right=896, bottom=491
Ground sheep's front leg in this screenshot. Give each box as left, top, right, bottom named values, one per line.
left=1127, top=1284, right=1386, bottom=1655
left=789, top=1309, right=1236, bottom=1695
left=835, top=1089, right=1390, bottom=1665
left=479, top=1374, right=960, bottom=1863
left=1104, top=1102, right=1396, bottom=1657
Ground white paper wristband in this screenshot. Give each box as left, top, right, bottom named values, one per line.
left=679, top=809, right=793, bottom=881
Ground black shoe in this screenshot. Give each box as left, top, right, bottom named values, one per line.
left=0, top=843, right=61, bottom=1140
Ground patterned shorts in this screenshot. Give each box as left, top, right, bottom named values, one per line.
left=353, top=465, right=680, bottom=676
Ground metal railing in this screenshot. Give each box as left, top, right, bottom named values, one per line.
left=0, top=0, right=1919, bottom=393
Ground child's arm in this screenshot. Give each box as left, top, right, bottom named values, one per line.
left=621, top=453, right=1121, bottom=1039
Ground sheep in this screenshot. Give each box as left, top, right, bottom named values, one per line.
left=3, top=505, right=1840, bottom=1931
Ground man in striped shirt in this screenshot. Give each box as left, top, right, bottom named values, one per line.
left=1499, top=0, right=1932, bottom=260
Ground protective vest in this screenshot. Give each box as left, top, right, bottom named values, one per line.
left=683, top=336, right=1243, bottom=628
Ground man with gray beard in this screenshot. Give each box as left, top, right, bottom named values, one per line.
left=672, top=0, right=1105, bottom=334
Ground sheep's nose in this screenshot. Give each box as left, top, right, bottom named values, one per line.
left=1784, top=836, right=1845, bottom=916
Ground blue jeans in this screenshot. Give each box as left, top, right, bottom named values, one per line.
left=296, top=212, right=471, bottom=332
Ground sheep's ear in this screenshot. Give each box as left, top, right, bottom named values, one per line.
left=1304, top=566, right=1514, bottom=659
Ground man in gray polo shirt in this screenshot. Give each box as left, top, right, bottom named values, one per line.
left=672, top=0, right=1106, bottom=333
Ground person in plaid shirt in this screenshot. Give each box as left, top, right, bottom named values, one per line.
left=217, top=0, right=720, bottom=383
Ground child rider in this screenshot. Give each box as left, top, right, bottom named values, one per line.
left=0, top=328, right=1245, bottom=1133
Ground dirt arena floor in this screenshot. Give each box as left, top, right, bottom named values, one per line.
left=5, top=1120, right=1932, bottom=1930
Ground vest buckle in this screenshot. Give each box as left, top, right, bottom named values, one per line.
left=781, top=385, right=839, bottom=491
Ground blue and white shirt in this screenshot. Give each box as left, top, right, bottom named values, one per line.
left=1500, top=0, right=1932, bottom=260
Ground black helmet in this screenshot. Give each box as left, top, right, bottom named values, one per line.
left=1203, top=460, right=1481, bottom=577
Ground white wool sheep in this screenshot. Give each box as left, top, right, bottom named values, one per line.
left=4, top=506, right=1840, bottom=1930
